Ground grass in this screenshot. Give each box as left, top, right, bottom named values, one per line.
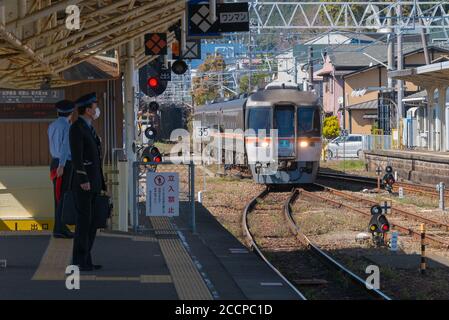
left=154, top=141, right=176, bottom=155
left=321, top=160, right=367, bottom=172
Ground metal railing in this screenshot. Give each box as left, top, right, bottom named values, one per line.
left=363, top=135, right=393, bottom=151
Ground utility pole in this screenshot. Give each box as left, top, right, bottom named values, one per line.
left=294, top=56, right=298, bottom=85
left=387, top=9, right=395, bottom=90
left=419, top=13, right=431, bottom=65
left=396, top=2, right=404, bottom=135
left=248, top=30, right=253, bottom=93
left=308, top=46, right=314, bottom=91
left=387, top=9, right=395, bottom=134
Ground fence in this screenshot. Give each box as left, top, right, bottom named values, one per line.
left=363, top=135, right=393, bottom=151
left=132, top=161, right=196, bottom=233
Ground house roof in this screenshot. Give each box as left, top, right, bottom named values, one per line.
left=347, top=99, right=378, bottom=110
left=328, top=43, right=449, bottom=71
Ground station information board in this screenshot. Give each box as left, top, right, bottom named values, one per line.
left=0, top=89, right=64, bottom=120
left=0, top=103, right=56, bottom=119
left=146, top=172, right=180, bottom=217
left=0, top=89, right=64, bottom=104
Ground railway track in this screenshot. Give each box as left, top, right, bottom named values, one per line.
left=242, top=187, right=392, bottom=300
left=242, top=188, right=307, bottom=300
left=318, top=171, right=449, bottom=200
left=305, top=184, right=449, bottom=249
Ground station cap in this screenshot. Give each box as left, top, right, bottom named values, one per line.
left=55, top=100, right=75, bottom=113
left=75, top=92, right=98, bottom=108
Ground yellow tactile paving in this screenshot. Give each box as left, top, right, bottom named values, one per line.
left=150, top=217, right=213, bottom=301
left=32, top=238, right=73, bottom=281
left=79, top=275, right=172, bottom=283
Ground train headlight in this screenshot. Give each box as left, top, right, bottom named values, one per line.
left=261, top=141, right=270, bottom=148
left=300, top=141, right=309, bottom=148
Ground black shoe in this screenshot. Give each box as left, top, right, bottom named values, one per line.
left=90, top=264, right=103, bottom=270
left=79, top=265, right=94, bottom=272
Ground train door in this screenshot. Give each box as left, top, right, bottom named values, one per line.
left=274, top=105, right=296, bottom=159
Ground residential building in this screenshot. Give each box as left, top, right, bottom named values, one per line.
left=342, top=44, right=449, bottom=135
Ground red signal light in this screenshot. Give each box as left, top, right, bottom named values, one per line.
left=154, top=156, right=162, bottom=163
left=148, top=77, right=159, bottom=88
left=382, top=224, right=390, bottom=232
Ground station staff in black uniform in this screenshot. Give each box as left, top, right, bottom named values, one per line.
left=70, top=93, right=106, bottom=271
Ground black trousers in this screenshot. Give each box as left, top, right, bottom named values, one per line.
left=51, top=159, right=72, bottom=235
left=72, top=190, right=98, bottom=267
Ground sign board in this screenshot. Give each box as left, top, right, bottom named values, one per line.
left=0, top=89, right=64, bottom=104
left=160, top=68, right=172, bottom=81
left=341, top=129, right=349, bottom=137
left=216, top=2, right=249, bottom=33
left=195, top=126, right=210, bottom=139
left=188, top=3, right=220, bottom=37
left=188, top=1, right=249, bottom=37
left=144, top=33, right=168, bottom=56
left=183, top=40, right=202, bottom=60
left=146, top=172, right=179, bottom=217
left=0, top=103, right=57, bottom=119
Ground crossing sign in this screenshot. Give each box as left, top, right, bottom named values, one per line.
left=188, top=3, right=220, bottom=37
left=183, top=40, right=202, bottom=59
left=145, top=33, right=168, bottom=56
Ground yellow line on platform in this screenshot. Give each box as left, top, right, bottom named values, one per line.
left=0, top=218, right=54, bottom=232
left=151, top=217, right=213, bottom=300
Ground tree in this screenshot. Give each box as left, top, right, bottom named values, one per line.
left=192, top=54, right=228, bottom=106
left=322, top=116, right=340, bottom=140
left=239, top=73, right=270, bottom=93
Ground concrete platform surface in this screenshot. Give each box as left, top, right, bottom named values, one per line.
left=0, top=203, right=301, bottom=300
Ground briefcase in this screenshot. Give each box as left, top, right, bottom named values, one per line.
left=61, top=191, right=78, bottom=225
left=94, top=194, right=112, bottom=229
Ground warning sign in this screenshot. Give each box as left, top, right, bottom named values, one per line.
left=146, top=172, right=179, bottom=217
left=144, top=33, right=168, bottom=56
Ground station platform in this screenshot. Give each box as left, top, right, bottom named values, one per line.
left=0, top=203, right=300, bottom=300
left=364, top=149, right=449, bottom=185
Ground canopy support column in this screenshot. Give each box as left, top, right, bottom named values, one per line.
left=124, top=41, right=137, bottom=229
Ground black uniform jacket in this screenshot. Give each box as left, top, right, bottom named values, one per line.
left=69, top=118, right=106, bottom=194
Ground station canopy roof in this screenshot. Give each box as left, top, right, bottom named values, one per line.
left=389, top=61, right=449, bottom=88
left=0, top=0, right=184, bottom=89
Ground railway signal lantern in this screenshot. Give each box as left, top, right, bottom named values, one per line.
left=145, top=127, right=157, bottom=141
left=369, top=205, right=390, bottom=246
left=141, top=146, right=163, bottom=163
left=149, top=101, right=159, bottom=112
left=172, top=60, right=188, bottom=75
left=382, top=166, right=396, bottom=193
left=146, top=76, right=167, bottom=97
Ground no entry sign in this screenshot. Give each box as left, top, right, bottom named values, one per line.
left=146, top=172, right=180, bottom=217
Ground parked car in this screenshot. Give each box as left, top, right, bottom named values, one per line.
left=326, top=134, right=364, bottom=159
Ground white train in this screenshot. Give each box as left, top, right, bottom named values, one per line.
left=193, top=85, right=323, bottom=185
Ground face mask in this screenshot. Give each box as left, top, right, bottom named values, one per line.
left=93, top=107, right=101, bottom=120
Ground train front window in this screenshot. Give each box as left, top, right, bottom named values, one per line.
left=247, top=108, right=272, bottom=135
left=274, top=106, right=295, bottom=137
left=298, top=108, right=321, bottom=137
